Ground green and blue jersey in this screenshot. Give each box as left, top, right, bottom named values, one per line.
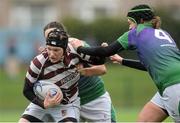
left=117, top=23, right=180, bottom=95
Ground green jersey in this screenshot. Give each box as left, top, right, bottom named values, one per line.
left=78, top=41, right=105, bottom=105
left=117, top=23, right=180, bottom=95
left=78, top=75, right=105, bottom=105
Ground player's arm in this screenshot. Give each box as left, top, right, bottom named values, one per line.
left=23, top=80, right=45, bottom=108
left=86, top=55, right=106, bottom=65
left=122, top=59, right=147, bottom=71
left=69, top=38, right=106, bottom=65
left=23, top=59, right=45, bottom=108
left=110, top=54, right=147, bottom=71
left=78, top=64, right=107, bottom=76
left=71, top=40, right=124, bottom=57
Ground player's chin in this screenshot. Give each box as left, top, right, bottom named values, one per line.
left=50, top=59, right=58, bottom=63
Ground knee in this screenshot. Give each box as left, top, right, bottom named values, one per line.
left=18, top=118, right=30, bottom=123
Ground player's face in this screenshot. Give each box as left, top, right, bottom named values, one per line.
left=46, top=45, right=64, bottom=63
left=128, top=19, right=137, bottom=30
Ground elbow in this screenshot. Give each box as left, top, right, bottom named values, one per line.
left=100, top=65, right=107, bottom=75
left=102, top=68, right=107, bottom=75
left=101, top=70, right=106, bottom=75
left=23, top=88, right=28, bottom=98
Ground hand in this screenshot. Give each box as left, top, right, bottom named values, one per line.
left=69, top=37, right=84, bottom=50
left=44, top=91, right=62, bottom=108
left=101, top=42, right=108, bottom=47
left=75, top=64, right=86, bottom=75
left=110, top=54, right=123, bottom=64
left=75, top=63, right=84, bottom=70
left=101, top=42, right=123, bottom=64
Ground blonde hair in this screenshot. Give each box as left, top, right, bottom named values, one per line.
left=151, top=16, right=161, bottom=29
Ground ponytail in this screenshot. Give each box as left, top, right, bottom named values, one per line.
left=151, top=16, right=161, bottom=29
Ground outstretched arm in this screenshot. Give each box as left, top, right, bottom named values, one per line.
left=77, top=64, right=107, bottom=76
left=122, top=59, right=147, bottom=71
left=69, top=37, right=106, bottom=65
left=71, top=40, right=124, bottom=57
left=110, top=54, right=147, bottom=71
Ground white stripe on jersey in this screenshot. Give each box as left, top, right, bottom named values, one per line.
left=67, top=43, right=77, bottom=54
left=44, top=63, right=64, bottom=75
left=26, top=72, right=37, bottom=83
left=36, top=53, right=47, bottom=65
left=68, top=58, right=79, bottom=67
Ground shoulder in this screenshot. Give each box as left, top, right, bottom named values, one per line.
left=30, top=51, right=48, bottom=69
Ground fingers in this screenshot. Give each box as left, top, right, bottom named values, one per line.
left=78, top=68, right=86, bottom=76
left=51, top=92, right=63, bottom=104
left=101, top=42, right=108, bottom=47
left=44, top=91, right=63, bottom=108
left=109, top=54, right=123, bottom=64
left=55, top=92, right=63, bottom=103
left=69, top=37, right=84, bottom=50
left=75, top=64, right=84, bottom=70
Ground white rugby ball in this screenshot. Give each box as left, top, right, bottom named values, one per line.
left=33, top=80, right=63, bottom=100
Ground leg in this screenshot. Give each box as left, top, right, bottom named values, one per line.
left=18, top=118, right=30, bottom=123
left=19, top=103, right=46, bottom=122
left=19, top=115, right=43, bottom=123
left=59, top=117, right=77, bottom=122
left=137, top=101, right=168, bottom=122
left=137, top=92, right=168, bottom=122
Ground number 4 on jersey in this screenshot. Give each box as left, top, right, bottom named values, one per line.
left=155, top=29, right=173, bottom=43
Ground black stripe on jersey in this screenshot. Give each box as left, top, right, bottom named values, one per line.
left=61, top=82, right=78, bottom=97
left=25, top=77, right=32, bottom=83
left=64, top=53, right=81, bottom=66
left=33, top=57, right=42, bottom=70
left=28, top=67, right=39, bottom=78
left=42, top=67, right=69, bottom=79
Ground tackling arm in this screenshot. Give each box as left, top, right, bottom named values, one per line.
left=77, top=41, right=124, bottom=57
left=110, top=54, right=147, bottom=71
left=122, top=59, right=147, bottom=71
left=78, top=64, right=107, bottom=76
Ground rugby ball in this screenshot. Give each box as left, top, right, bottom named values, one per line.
left=33, top=80, right=63, bottom=100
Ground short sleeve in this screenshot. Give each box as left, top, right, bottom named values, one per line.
left=117, top=31, right=129, bottom=49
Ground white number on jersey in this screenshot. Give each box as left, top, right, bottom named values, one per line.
left=155, top=29, right=173, bottom=43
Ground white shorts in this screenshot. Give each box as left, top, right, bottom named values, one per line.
left=80, top=92, right=112, bottom=122
left=150, top=92, right=166, bottom=110
left=151, top=83, right=180, bottom=122
left=21, top=97, right=80, bottom=122
left=162, top=83, right=180, bottom=122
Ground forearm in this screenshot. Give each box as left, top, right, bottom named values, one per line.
left=78, top=51, right=106, bottom=65
left=122, top=59, right=147, bottom=71
left=80, top=65, right=107, bottom=76
left=77, top=41, right=124, bottom=57
left=23, top=80, right=44, bottom=108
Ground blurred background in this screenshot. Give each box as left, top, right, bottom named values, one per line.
left=0, top=0, right=180, bottom=122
